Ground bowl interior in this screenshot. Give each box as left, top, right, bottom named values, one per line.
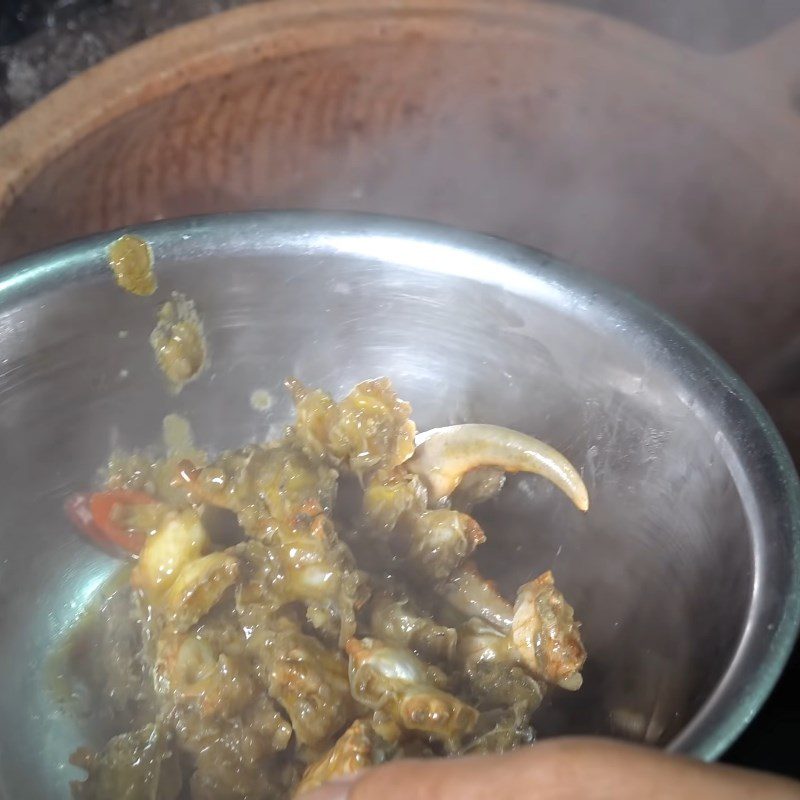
left=0, top=214, right=796, bottom=799
left=3, top=0, right=800, bottom=409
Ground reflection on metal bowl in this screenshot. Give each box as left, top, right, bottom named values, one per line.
left=0, top=212, right=798, bottom=799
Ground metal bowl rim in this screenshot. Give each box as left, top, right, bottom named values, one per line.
left=1, top=209, right=798, bottom=762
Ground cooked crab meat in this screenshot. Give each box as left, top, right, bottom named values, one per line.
left=161, top=552, right=240, bottom=632
left=242, top=531, right=342, bottom=604
left=457, top=616, right=517, bottom=665
left=459, top=705, right=534, bottom=755
left=361, top=468, right=428, bottom=535
left=449, top=466, right=507, bottom=513
left=149, top=292, right=207, bottom=394
left=407, top=424, right=589, bottom=511
left=289, top=378, right=416, bottom=477
left=396, top=509, right=486, bottom=583
left=368, top=592, right=457, bottom=665
left=173, top=696, right=292, bottom=800
left=456, top=617, right=544, bottom=713
left=439, top=562, right=515, bottom=631
left=234, top=521, right=368, bottom=646
left=155, top=630, right=255, bottom=719
left=235, top=605, right=300, bottom=689
left=346, top=637, right=478, bottom=745
left=188, top=761, right=272, bottom=800
left=268, top=627, right=354, bottom=747
left=512, top=571, right=587, bottom=690
left=176, top=441, right=338, bottom=531
left=173, top=694, right=292, bottom=761
left=131, top=509, right=210, bottom=604
left=295, top=719, right=390, bottom=795
left=70, top=723, right=182, bottom=800
left=465, top=659, right=545, bottom=713
left=106, top=448, right=199, bottom=510
left=63, top=375, right=591, bottom=799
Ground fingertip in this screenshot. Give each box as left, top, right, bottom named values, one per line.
left=300, top=775, right=360, bottom=800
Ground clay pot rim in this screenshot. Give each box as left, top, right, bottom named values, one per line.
left=3, top=0, right=798, bottom=216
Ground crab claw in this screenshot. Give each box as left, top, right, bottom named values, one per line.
left=407, top=424, right=589, bottom=511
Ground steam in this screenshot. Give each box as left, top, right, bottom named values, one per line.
left=555, top=0, right=800, bottom=53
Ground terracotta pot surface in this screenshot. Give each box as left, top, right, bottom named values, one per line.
left=0, top=0, right=799, bottom=448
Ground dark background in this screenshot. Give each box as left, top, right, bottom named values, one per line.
left=0, top=0, right=797, bottom=781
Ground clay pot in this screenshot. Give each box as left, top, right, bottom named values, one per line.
left=0, top=0, right=799, bottom=448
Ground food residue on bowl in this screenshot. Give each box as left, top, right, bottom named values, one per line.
left=107, top=234, right=157, bottom=297
left=250, top=388, right=273, bottom=412
left=149, top=292, right=208, bottom=393
left=162, top=413, right=206, bottom=466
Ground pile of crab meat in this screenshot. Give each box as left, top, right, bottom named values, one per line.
left=66, top=378, right=588, bottom=800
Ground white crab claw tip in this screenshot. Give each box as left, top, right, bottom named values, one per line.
left=410, top=424, right=589, bottom=511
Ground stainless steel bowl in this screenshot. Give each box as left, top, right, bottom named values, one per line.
left=0, top=212, right=798, bottom=798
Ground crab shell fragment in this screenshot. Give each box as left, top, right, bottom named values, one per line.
left=295, top=720, right=381, bottom=795
left=345, top=637, right=478, bottom=743
left=512, top=570, right=587, bottom=691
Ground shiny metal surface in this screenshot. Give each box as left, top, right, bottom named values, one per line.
left=0, top=212, right=798, bottom=798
